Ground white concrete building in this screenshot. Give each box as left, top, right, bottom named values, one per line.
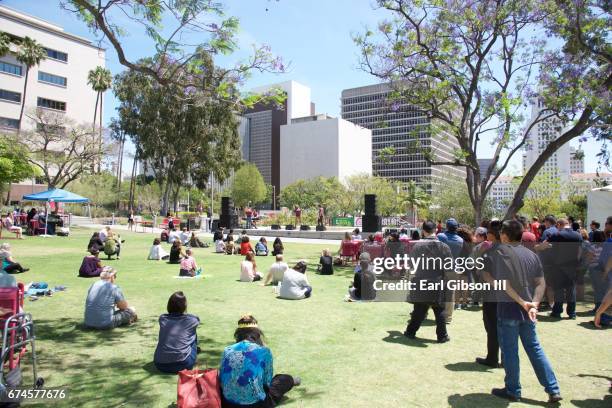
left=570, top=146, right=585, bottom=174
left=0, top=6, right=106, bottom=200
left=523, top=98, right=571, bottom=182
left=0, top=6, right=106, bottom=132
left=279, top=114, right=372, bottom=188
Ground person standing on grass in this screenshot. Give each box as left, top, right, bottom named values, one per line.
left=84, top=266, right=137, bottom=330
left=219, top=315, right=300, bottom=407
left=127, top=210, right=135, bottom=231
left=491, top=220, right=562, bottom=403
left=437, top=218, right=463, bottom=323
left=404, top=221, right=452, bottom=343
left=475, top=220, right=502, bottom=368
left=154, top=291, right=200, bottom=373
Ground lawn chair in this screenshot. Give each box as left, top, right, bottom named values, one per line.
left=0, top=284, right=43, bottom=393
left=339, top=241, right=359, bottom=266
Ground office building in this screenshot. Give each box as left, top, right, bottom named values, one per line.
left=0, top=6, right=106, bottom=200
left=341, top=83, right=464, bottom=191
left=570, top=146, right=585, bottom=174
left=238, top=81, right=314, bottom=193
left=477, top=158, right=497, bottom=181
left=279, top=114, right=372, bottom=188
left=523, top=98, right=571, bottom=182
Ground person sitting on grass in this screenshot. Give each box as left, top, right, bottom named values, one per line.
left=240, top=253, right=262, bottom=282
left=220, top=314, right=300, bottom=407
left=351, top=228, right=362, bottom=240
left=169, top=240, right=186, bottom=264
left=236, top=230, right=248, bottom=246
left=179, top=249, right=199, bottom=277
left=189, top=232, right=206, bottom=248
left=279, top=261, right=312, bottom=300
left=168, top=228, right=181, bottom=245
left=103, top=235, right=121, bottom=260
left=271, top=237, right=284, bottom=256
left=215, top=238, right=226, bottom=253
left=88, top=232, right=104, bottom=253
left=263, top=255, right=288, bottom=286
left=84, top=266, right=137, bottom=330
left=79, top=248, right=103, bottom=278
left=338, top=232, right=352, bottom=254
left=317, top=249, right=334, bottom=275
left=0, top=267, right=16, bottom=288
left=154, top=291, right=200, bottom=373
left=255, top=237, right=269, bottom=256
left=240, top=236, right=254, bottom=256
left=180, top=228, right=191, bottom=245
left=347, top=253, right=376, bottom=301
left=0, top=243, right=29, bottom=273
left=3, top=213, right=23, bottom=239
left=148, top=238, right=170, bottom=261
left=225, top=235, right=235, bottom=255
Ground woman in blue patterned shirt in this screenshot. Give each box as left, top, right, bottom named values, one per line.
left=220, top=315, right=300, bottom=407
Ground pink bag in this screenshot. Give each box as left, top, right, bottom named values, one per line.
left=177, top=368, right=221, bottom=408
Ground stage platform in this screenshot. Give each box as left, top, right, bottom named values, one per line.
left=240, top=227, right=351, bottom=241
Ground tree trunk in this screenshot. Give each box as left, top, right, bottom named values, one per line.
left=98, top=92, right=103, bottom=173
left=128, top=153, right=138, bottom=212
left=17, top=68, right=29, bottom=135
left=92, top=92, right=99, bottom=127
left=161, top=180, right=172, bottom=216
left=115, top=134, right=125, bottom=210
left=504, top=107, right=594, bottom=219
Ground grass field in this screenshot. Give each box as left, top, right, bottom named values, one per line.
left=4, top=228, right=611, bottom=407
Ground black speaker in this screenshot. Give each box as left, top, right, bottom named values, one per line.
left=365, top=194, right=377, bottom=215
left=220, top=214, right=239, bottom=229
left=285, top=224, right=295, bottom=230
left=362, top=215, right=381, bottom=233
left=316, top=225, right=326, bottom=231
left=221, top=197, right=232, bottom=215
left=300, top=225, right=310, bottom=231
left=271, top=224, right=281, bottom=230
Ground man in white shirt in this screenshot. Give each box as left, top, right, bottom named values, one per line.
left=168, top=228, right=181, bottom=244
left=263, top=255, right=288, bottom=285
left=179, top=228, right=191, bottom=245
left=279, top=261, right=312, bottom=300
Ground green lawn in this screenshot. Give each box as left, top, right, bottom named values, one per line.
left=5, top=228, right=611, bottom=407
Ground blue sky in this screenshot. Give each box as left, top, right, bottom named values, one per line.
left=3, top=0, right=602, bottom=174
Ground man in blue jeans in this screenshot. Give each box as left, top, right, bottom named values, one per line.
left=492, top=220, right=562, bottom=403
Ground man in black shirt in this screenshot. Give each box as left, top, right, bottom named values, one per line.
left=404, top=220, right=453, bottom=343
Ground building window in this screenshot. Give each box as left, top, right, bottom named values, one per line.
left=37, top=97, right=66, bottom=112
left=0, top=61, right=22, bottom=76
left=45, top=48, right=68, bottom=62
left=0, top=89, right=21, bottom=103
left=0, top=117, right=19, bottom=129
left=38, top=71, right=67, bottom=87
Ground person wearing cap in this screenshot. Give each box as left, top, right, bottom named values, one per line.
left=278, top=261, right=312, bottom=300
left=348, top=252, right=377, bottom=301
left=404, top=220, right=453, bottom=343
left=437, top=218, right=464, bottom=323
left=84, top=266, right=137, bottom=329
left=79, top=247, right=103, bottom=277
left=220, top=315, right=299, bottom=407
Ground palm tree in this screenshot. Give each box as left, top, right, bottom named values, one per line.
left=399, top=181, right=430, bottom=225
left=0, top=32, right=11, bottom=57
left=87, top=66, right=112, bottom=172
left=16, top=36, right=46, bottom=134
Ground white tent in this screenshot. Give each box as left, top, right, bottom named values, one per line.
left=586, top=185, right=612, bottom=227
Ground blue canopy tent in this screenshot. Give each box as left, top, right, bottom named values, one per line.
left=22, top=188, right=89, bottom=236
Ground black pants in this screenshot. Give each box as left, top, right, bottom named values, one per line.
left=222, top=374, right=295, bottom=408
left=405, top=303, right=447, bottom=340
left=482, top=301, right=499, bottom=363
left=4, top=262, right=25, bottom=273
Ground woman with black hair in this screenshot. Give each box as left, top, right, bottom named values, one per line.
left=271, top=237, right=284, bottom=256
left=220, top=315, right=299, bottom=407
left=154, top=291, right=200, bottom=373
